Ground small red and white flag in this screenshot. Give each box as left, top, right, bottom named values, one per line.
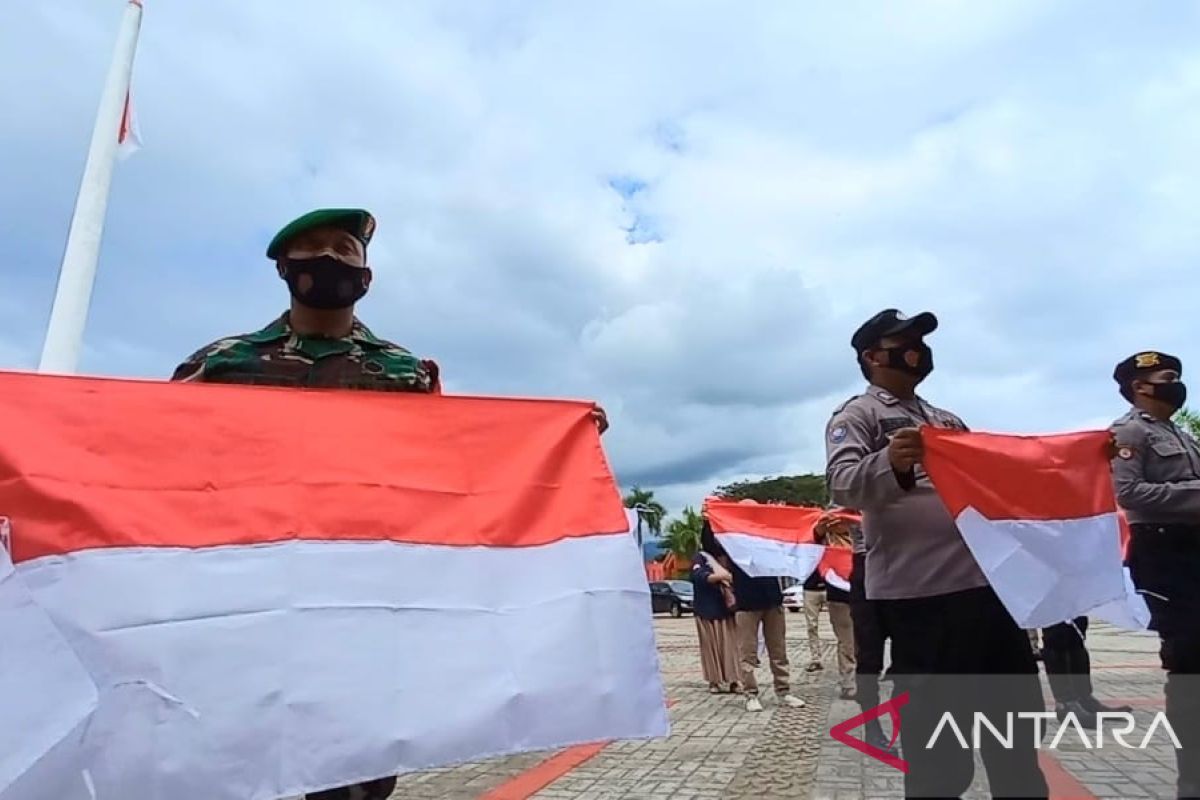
left=115, top=89, right=141, bottom=160
left=817, top=545, right=854, bottom=592
left=704, top=499, right=854, bottom=581
left=0, top=371, right=667, bottom=800
left=921, top=428, right=1126, bottom=629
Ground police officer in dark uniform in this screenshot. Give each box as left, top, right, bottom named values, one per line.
left=825, top=309, right=1047, bottom=799
left=1111, top=351, right=1200, bottom=799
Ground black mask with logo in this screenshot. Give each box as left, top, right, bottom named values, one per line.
left=1145, top=380, right=1188, bottom=412
left=282, top=255, right=368, bottom=310
left=878, top=342, right=934, bottom=380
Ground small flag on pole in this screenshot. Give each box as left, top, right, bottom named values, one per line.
left=116, top=89, right=141, bottom=159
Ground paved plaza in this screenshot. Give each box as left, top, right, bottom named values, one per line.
left=379, top=613, right=1171, bottom=799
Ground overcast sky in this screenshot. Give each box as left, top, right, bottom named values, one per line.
left=4, top=1, right=1199, bottom=516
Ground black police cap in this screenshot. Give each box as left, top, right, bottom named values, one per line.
left=850, top=309, right=938, bottom=353
left=1113, top=351, right=1183, bottom=386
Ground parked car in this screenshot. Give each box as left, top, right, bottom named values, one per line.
left=649, top=580, right=694, bottom=618
left=782, top=584, right=804, bottom=613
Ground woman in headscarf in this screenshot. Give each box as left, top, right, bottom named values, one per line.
left=691, top=520, right=741, bottom=694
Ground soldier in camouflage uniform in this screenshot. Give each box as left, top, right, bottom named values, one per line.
left=171, top=207, right=606, bottom=800
left=171, top=208, right=441, bottom=394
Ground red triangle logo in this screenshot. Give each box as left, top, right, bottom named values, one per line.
left=829, top=691, right=910, bottom=773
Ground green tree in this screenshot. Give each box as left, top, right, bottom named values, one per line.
left=713, top=474, right=828, bottom=507
left=661, top=506, right=704, bottom=560
left=1175, top=407, right=1200, bottom=439
left=623, top=486, right=666, bottom=535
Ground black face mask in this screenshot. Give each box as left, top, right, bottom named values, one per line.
left=1147, top=381, right=1188, bottom=411
left=878, top=342, right=934, bottom=380
left=282, top=255, right=368, bottom=310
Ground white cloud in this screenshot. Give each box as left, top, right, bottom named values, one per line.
left=3, top=0, right=1200, bottom=521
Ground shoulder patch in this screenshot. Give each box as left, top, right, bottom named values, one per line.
left=1117, top=446, right=1136, bottom=460
left=829, top=424, right=849, bottom=444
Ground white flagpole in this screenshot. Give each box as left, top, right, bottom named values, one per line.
left=38, top=0, right=144, bottom=375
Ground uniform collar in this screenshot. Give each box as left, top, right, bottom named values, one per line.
left=243, top=312, right=387, bottom=349
left=1128, top=405, right=1167, bottom=424
left=868, top=384, right=919, bottom=406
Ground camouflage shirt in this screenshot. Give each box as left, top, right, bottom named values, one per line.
left=170, top=312, right=440, bottom=393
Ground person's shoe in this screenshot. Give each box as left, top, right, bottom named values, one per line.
left=1056, top=701, right=1099, bottom=727
left=840, top=686, right=857, bottom=701
left=805, top=661, right=823, bottom=672
left=708, top=683, right=722, bottom=694
left=728, top=682, right=743, bottom=694
left=1079, top=694, right=1132, bottom=714
left=746, top=694, right=764, bottom=712
left=779, top=693, right=806, bottom=708
left=864, top=720, right=899, bottom=756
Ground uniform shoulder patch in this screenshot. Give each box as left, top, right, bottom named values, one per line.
left=829, top=424, right=849, bottom=444
left=1117, top=445, right=1136, bottom=460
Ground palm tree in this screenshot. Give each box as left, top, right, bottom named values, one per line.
left=1175, top=407, right=1200, bottom=439
left=622, top=486, right=666, bottom=536
left=661, top=506, right=704, bottom=560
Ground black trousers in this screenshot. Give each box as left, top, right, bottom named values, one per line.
left=849, top=552, right=888, bottom=710
left=307, top=776, right=397, bottom=800
left=878, top=585, right=1048, bottom=799
left=1129, top=523, right=1200, bottom=797
left=1040, top=617, right=1091, bottom=705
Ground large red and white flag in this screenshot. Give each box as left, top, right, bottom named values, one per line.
left=921, top=428, right=1126, bottom=629
left=0, top=372, right=667, bottom=800
left=704, top=499, right=854, bottom=581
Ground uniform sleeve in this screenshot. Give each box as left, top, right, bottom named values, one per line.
left=1111, top=422, right=1200, bottom=516
left=691, top=554, right=713, bottom=583
left=421, top=359, right=442, bottom=394
left=169, top=348, right=209, bottom=382
left=825, top=405, right=911, bottom=510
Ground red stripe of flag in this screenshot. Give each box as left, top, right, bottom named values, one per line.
left=0, top=372, right=626, bottom=562
left=921, top=428, right=1116, bottom=521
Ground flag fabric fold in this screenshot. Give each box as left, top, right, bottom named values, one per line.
left=1091, top=511, right=1151, bottom=630
left=0, top=538, right=99, bottom=796
left=920, top=428, right=1126, bottom=629
left=0, top=371, right=667, bottom=800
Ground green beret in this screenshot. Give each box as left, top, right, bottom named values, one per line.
left=1113, top=351, right=1183, bottom=386
left=265, top=208, right=376, bottom=259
